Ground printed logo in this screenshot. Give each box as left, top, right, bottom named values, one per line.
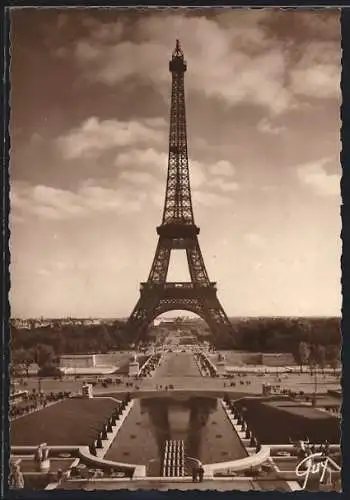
left=295, top=452, right=339, bottom=490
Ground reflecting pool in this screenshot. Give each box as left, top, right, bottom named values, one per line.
left=105, top=397, right=247, bottom=476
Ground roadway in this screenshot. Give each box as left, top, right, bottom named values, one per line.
left=59, top=478, right=259, bottom=491
left=153, top=352, right=202, bottom=378
left=138, top=351, right=219, bottom=392
left=16, top=350, right=341, bottom=399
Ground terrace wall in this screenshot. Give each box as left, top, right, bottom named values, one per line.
left=60, top=355, right=95, bottom=368
left=260, top=353, right=295, bottom=366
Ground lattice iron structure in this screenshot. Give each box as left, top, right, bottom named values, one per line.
left=126, top=40, right=235, bottom=347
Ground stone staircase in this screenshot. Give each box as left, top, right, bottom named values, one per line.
left=162, top=440, right=185, bottom=477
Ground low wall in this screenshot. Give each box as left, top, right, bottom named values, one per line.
left=60, top=355, right=96, bottom=369
left=205, top=446, right=270, bottom=474
left=261, top=353, right=296, bottom=366
left=128, top=389, right=242, bottom=400
left=79, top=446, right=146, bottom=477
left=11, top=444, right=145, bottom=478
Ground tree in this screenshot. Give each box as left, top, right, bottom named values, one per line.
left=35, top=344, right=57, bottom=369
left=12, top=348, right=35, bottom=377
left=327, top=345, right=341, bottom=375
left=308, top=344, right=320, bottom=406
left=317, top=345, right=326, bottom=374
left=308, top=344, right=318, bottom=372
left=11, top=349, right=26, bottom=375
left=298, top=341, right=310, bottom=373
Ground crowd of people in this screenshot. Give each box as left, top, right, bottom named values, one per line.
left=10, top=390, right=71, bottom=419
left=223, top=380, right=252, bottom=388
left=138, top=353, right=162, bottom=377
left=195, top=353, right=217, bottom=377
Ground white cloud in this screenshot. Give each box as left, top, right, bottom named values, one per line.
left=119, top=170, right=156, bottom=185
left=11, top=181, right=147, bottom=221
left=260, top=185, right=278, bottom=193
left=30, top=133, right=44, bottom=144
left=57, top=13, right=69, bottom=30
left=209, top=160, right=235, bottom=177
left=257, top=117, right=286, bottom=135
left=10, top=152, right=238, bottom=222
left=31, top=185, right=87, bottom=217
left=289, top=41, right=340, bottom=99
left=92, top=21, right=124, bottom=43
left=115, top=148, right=239, bottom=195
left=244, top=232, right=266, bottom=248
left=37, top=268, right=51, bottom=277
left=192, top=190, right=232, bottom=207
left=56, top=116, right=167, bottom=160
left=188, top=159, right=207, bottom=188
left=150, top=187, right=165, bottom=208
left=297, top=158, right=340, bottom=197
left=72, top=14, right=294, bottom=115
left=116, top=148, right=168, bottom=177
left=290, top=64, right=340, bottom=100
left=298, top=11, right=340, bottom=41
left=114, top=147, right=238, bottom=194
left=210, top=177, right=239, bottom=193
left=54, top=11, right=340, bottom=120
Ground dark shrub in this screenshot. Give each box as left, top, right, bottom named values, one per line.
left=38, top=365, right=64, bottom=378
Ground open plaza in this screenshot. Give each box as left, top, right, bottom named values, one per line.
left=10, top=347, right=341, bottom=492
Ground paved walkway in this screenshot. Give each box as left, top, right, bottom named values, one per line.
left=59, top=478, right=258, bottom=491
left=153, top=352, right=202, bottom=378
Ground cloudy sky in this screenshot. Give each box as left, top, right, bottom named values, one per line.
left=10, top=8, right=341, bottom=319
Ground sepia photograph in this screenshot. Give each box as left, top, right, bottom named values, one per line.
left=8, top=7, right=341, bottom=492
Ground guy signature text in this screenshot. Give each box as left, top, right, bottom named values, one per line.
left=295, top=452, right=338, bottom=490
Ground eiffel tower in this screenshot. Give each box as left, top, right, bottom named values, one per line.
left=126, top=40, right=235, bottom=348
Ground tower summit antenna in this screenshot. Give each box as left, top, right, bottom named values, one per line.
left=173, top=39, right=183, bottom=58
left=126, top=42, right=235, bottom=348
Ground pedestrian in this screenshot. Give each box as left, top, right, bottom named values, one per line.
left=191, top=467, right=197, bottom=482
left=324, top=440, right=330, bottom=456
left=198, top=465, right=204, bottom=482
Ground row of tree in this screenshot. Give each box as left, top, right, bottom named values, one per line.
left=296, top=341, right=341, bottom=373
left=11, top=344, right=60, bottom=376
left=229, top=317, right=341, bottom=352
left=11, top=322, right=125, bottom=355
left=10, top=317, right=341, bottom=376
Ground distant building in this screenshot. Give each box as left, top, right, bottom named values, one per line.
left=154, top=318, right=178, bottom=327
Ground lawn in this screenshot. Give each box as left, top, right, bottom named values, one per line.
left=11, top=397, right=120, bottom=446
left=264, top=400, right=337, bottom=419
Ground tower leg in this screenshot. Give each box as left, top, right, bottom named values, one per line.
left=126, top=295, right=160, bottom=343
